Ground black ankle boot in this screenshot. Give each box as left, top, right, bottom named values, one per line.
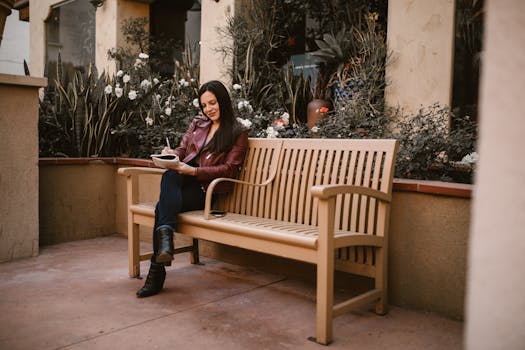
left=156, top=227, right=174, bottom=264
left=136, top=263, right=166, bottom=298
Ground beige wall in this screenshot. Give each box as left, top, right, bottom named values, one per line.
left=390, top=191, right=469, bottom=319
left=0, top=74, right=47, bottom=262
left=39, top=162, right=116, bottom=245
left=199, top=0, right=236, bottom=85
left=465, top=0, right=525, bottom=349
left=385, top=0, right=455, bottom=115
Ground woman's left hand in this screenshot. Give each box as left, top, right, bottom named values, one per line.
left=168, top=161, right=197, bottom=176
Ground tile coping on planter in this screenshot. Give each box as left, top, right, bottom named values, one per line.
left=38, top=157, right=473, bottom=199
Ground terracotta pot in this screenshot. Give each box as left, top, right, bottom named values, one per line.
left=307, top=99, right=331, bottom=130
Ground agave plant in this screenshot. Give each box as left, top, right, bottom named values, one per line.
left=311, top=25, right=356, bottom=84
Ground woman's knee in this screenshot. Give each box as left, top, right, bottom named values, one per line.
left=161, top=170, right=182, bottom=184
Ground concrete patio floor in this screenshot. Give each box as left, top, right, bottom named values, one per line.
left=0, top=236, right=462, bottom=350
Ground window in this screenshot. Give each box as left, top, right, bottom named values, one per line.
left=45, top=0, right=96, bottom=84
left=150, top=0, right=201, bottom=76
left=452, top=0, right=484, bottom=125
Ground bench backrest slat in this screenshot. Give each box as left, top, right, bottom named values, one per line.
left=221, top=138, right=398, bottom=236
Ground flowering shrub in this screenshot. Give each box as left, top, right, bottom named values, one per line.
left=230, top=83, right=310, bottom=139
left=392, top=103, right=477, bottom=183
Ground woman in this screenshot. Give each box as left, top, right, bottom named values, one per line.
left=137, top=80, right=249, bottom=298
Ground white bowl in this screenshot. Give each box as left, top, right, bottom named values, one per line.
left=151, top=154, right=179, bottom=168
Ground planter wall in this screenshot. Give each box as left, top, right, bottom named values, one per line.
left=39, top=160, right=117, bottom=245
left=39, top=158, right=472, bottom=320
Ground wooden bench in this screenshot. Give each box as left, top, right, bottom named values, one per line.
left=118, top=138, right=398, bottom=345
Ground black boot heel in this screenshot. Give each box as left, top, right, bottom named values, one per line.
left=136, top=263, right=166, bottom=298
left=156, top=227, right=174, bottom=264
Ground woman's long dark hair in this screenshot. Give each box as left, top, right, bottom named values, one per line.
left=198, top=80, right=243, bottom=154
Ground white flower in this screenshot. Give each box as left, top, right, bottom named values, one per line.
left=436, top=151, right=448, bottom=163
left=140, top=79, right=151, bottom=90
left=233, top=83, right=242, bottom=91
left=145, top=116, right=153, bottom=126
left=190, top=78, right=195, bottom=82
left=178, top=79, right=189, bottom=87
left=115, top=83, right=120, bottom=88
left=134, top=58, right=142, bottom=68
left=138, top=53, right=149, bottom=59
left=116, top=70, right=124, bottom=77
left=237, top=117, right=252, bottom=128
left=192, top=98, right=200, bottom=108
left=461, top=152, right=479, bottom=164
left=311, top=126, right=320, bottom=133
left=153, top=78, right=159, bottom=84
left=123, top=74, right=130, bottom=83
left=115, top=87, right=123, bottom=98
left=164, top=107, right=172, bottom=116
left=266, top=126, right=279, bottom=139
left=237, top=100, right=253, bottom=112
left=128, top=90, right=137, bottom=100
left=104, top=85, right=113, bottom=95
left=280, top=112, right=289, bottom=124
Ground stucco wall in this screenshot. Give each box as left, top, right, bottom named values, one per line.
left=39, top=162, right=116, bottom=245
left=0, top=74, right=47, bottom=262
left=385, top=0, right=455, bottom=115
left=390, top=191, right=469, bottom=319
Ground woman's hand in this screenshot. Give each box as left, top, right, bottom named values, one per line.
left=161, top=146, right=176, bottom=155
left=167, top=161, right=197, bottom=176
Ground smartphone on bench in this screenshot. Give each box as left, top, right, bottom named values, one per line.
left=210, top=210, right=226, bottom=217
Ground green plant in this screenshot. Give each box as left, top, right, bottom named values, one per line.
left=310, top=25, right=356, bottom=99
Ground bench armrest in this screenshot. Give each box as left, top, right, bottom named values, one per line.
left=311, top=184, right=391, bottom=202
left=117, top=167, right=166, bottom=177
left=204, top=176, right=275, bottom=220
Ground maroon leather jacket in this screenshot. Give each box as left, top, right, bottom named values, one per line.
left=173, top=115, right=249, bottom=193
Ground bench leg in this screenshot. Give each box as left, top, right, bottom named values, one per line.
left=375, top=246, right=388, bottom=315
left=314, top=198, right=336, bottom=345
left=314, top=248, right=334, bottom=345
left=190, top=238, right=201, bottom=264
left=128, top=221, right=140, bottom=278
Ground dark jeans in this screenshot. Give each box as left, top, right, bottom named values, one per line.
left=152, top=170, right=206, bottom=259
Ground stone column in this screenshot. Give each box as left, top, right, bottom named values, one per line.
left=95, top=0, right=149, bottom=75
left=199, top=0, right=237, bottom=85
left=465, top=1, right=525, bottom=349
left=0, top=74, right=47, bottom=262
left=385, top=0, right=455, bottom=115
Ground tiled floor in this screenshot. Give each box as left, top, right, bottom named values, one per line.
left=0, top=236, right=462, bottom=350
